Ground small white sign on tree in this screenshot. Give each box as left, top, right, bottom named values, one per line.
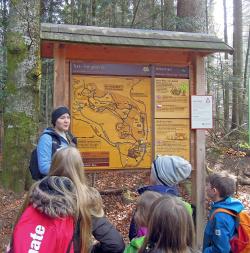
left=191, top=95, right=213, bottom=129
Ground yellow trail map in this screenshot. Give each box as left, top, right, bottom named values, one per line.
left=71, top=75, right=152, bottom=169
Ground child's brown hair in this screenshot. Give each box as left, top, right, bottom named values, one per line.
left=139, top=195, right=195, bottom=253
left=134, top=191, right=161, bottom=228
left=207, top=171, right=236, bottom=198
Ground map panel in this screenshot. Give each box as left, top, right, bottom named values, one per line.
left=71, top=75, right=152, bottom=169
left=155, top=118, right=190, bottom=161
left=155, top=78, right=189, bottom=118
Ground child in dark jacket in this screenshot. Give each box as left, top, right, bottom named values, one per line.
left=124, top=191, right=161, bottom=253
left=129, top=155, right=193, bottom=240
left=87, top=187, right=125, bottom=253
left=203, top=171, right=244, bottom=253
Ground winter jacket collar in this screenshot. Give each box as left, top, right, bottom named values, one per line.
left=138, top=184, right=179, bottom=196
left=210, top=196, right=244, bottom=215
left=43, top=127, right=77, bottom=145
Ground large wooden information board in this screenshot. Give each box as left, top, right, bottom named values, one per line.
left=71, top=62, right=190, bottom=169
left=71, top=74, right=152, bottom=169
left=155, top=119, right=190, bottom=161
left=155, top=78, right=189, bottom=118
left=154, top=77, right=190, bottom=160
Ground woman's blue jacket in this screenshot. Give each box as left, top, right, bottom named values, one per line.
left=37, top=128, right=70, bottom=175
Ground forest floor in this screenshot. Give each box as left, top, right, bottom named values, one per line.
left=1, top=155, right=250, bottom=252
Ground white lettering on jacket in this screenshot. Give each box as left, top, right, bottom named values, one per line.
left=28, top=225, right=45, bottom=252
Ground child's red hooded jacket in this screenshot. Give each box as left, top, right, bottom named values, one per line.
left=12, top=176, right=76, bottom=253
left=13, top=205, right=74, bottom=253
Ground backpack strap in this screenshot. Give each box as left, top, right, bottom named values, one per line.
left=42, top=131, right=61, bottom=143
left=66, top=238, right=73, bottom=253
left=66, top=131, right=77, bottom=146
left=66, top=219, right=79, bottom=253
left=42, top=132, right=61, bottom=155
left=210, top=208, right=237, bottom=221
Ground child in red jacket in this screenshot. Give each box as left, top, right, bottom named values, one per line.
left=9, top=147, right=125, bottom=253
left=12, top=176, right=76, bottom=253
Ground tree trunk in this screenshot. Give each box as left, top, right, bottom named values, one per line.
left=131, top=0, right=141, bottom=28
left=111, top=0, right=117, bottom=27
left=48, top=0, right=54, bottom=23
left=205, top=0, right=208, bottom=33
left=121, top=0, right=125, bottom=26
left=161, top=0, right=175, bottom=30
left=215, top=82, right=221, bottom=129
left=1, top=0, right=40, bottom=191
left=218, top=53, right=227, bottom=131
left=243, top=26, right=250, bottom=124
left=71, top=0, right=75, bottom=24
left=151, top=0, right=155, bottom=28
left=231, top=0, right=243, bottom=129
left=0, top=0, right=8, bottom=172
left=223, top=0, right=230, bottom=131
left=177, top=0, right=206, bottom=32
left=91, top=0, right=96, bottom=26
left=40, top=59, right=53, bottom=129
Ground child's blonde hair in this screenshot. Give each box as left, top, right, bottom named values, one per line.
left=88, top=187, right=104, bottom=217
left=49, top=146, right=91, bottom=253
left=134, top=191, right=161, bottom=228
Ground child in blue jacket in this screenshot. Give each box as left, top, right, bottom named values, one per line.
left=203, top=171, right=244, bottom=253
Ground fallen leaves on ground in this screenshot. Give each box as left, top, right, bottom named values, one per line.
left=1, top=170, right=250, bottom=252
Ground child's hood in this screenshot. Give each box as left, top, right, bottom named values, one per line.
left=211, top=196, right=244, bottom=213
left=29, top=176, right=77, bottom=218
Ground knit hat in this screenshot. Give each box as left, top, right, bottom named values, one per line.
left=150, top=155, right=192, bottom=187
left=30, top=176, right=76, bottom=217
left=51, top=106, right=70, bottom=126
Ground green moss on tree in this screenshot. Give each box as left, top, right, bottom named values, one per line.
left=1, top=32, right=39, bottom=191
left=26, top=65, right=41, bottom=92
left=5, top=32, right=28, bottom=95
left=1, top=112, right=37, bottom=191
left=6, top=31, right=27, bottom=63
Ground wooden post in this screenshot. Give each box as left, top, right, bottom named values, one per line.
left=53, top=43, right=69, bottom=107
left=192, top=54, right=206, bottom=249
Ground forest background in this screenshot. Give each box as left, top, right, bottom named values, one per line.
left=0, top=0, right=250, bottom=196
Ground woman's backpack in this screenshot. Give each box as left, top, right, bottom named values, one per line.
left=29, top=132, right=61, bottom=180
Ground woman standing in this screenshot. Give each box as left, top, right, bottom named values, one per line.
left=37, top=106, right=76, bottom=176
